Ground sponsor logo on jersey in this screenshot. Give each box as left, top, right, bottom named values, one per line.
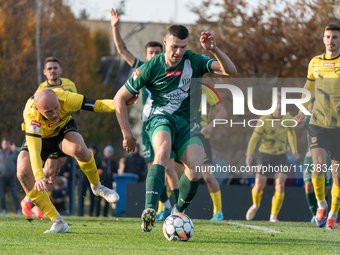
left=30, top=120, right=41, bottom=133
left=48, top=117, right=61, bottom=128
left=164, top=89, right=187, bottom=105
left=132, top=68, right=140, bottom=81
left=273, top=121, right=281, bottom=126
left=323, top=63, right=335, bottom=67
left=165, top=70, right=182, bottom=78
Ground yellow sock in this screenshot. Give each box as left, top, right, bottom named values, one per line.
left=78, top=150, right=99, bottom=185
left=210, top=191, right=222, bottom=212
left=27, top=188, right=59, bottom=221
left=252, top=188, right=263, bottom=206
left=271, top=191, right=284, bottom=216
left=167, top=191, right=171, bottom=198
left=158, top=200, right=163, bottom=211
left=311, top=173, right=325, bottom=202
left=331, top=184, right=340, bottom=215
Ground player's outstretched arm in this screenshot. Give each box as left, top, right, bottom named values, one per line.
left=245, top=131, right=261, bottom=167
left=111, top=8, right=136, bottom=67
left=113, top=86, right=137, bottom=153
left=200, top=31, right=237, bottom=76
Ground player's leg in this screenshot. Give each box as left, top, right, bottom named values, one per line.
left=173, top=140, right=204, bottom=214
left=17, top=150, right=68, bottom=233
left=303, top=157, right=317, bottom=222
left=270, top=172, right=287, bottom=222
left=202, top=138, right=223, bottom=221
left=141, top=126, right=172, bottom=232
left=0, top=176, right=7, bottom=215
left=61, top=131, right=119, bottom=203
left=246, top=173, right=267, bottom=220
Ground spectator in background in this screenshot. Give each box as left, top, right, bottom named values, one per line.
left=0, top=138, right=21, bottom=215
left=118, top=158, right=125, bottom=174
left=78, top=144, right=102, bottom=216
left=51, top=177, right=68, bottom=215
left=59, top=156, right=76, bottom=214
left=286, top=145, right=303, bottom=187
left=123, top=144, right=147, bottom=182
left=96, top=145, right=118, bottom=217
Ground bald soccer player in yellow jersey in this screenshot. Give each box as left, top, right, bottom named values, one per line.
left=200, top=90, right=227, bottom=221
left=295, top=24, right=340, bottom=230
left=17, top=88, right=137, bottom=233
left=21, top=57, right=79, bottom=219
left=246, top=97, right=298, bottom=222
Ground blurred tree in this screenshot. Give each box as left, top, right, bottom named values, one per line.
left=79, top=9, right=90, bottom=20
left=189, top=0, right=338, bottom=165
left=0, top=0, right=120, bottom=151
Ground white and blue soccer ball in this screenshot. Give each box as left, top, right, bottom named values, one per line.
left=163, top=213, right=194, bottom=241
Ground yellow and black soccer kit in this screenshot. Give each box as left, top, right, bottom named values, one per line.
left=37, top=78, right=78, bottom=159
left=247, top=114, right=297, bottom=177
left=302, top=53, right=340, bottom=160
left=301, top=53, right=340, bottom=215
left=20, top=89, right=115, bottom=221
left=200, top=91, right=219, bottom=164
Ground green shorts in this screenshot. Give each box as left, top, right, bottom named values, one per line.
left=146, top=114, right=204, bottom=160
left=141, top=121, right=176, bottom=163
left=303, top=156, right=332, bottom=186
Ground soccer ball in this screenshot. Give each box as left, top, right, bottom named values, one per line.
left=163, top=213, right=194, bottom=241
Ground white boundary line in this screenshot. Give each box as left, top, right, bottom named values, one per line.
left=221, top=221, right=281, bottom=233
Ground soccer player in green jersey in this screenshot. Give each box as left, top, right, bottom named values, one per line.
left=295, top=24, right=340, bottom=230
left=111, top=9, right=179, bottom=220
left=114, top=24, right=236, bottom=232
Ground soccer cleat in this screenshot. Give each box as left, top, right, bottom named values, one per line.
left=32, top=206, right=45, bottom=220
left=211, top=211, right=224, bottom=221
left=171, top=204, right=185, bottom=215
left=44, top=220, right=69, bottom=234
left=315, top=206, right=328, bottom=228
left=269, top=218, right=279, bottom=222
left=21, top=199, right=32, bottom=218
left=156, top=208, right=171, bottom=221
left=326, top=218, right=337, bottom=230
left=141, top=208, right=156, bottom=232
left=246, top=205, right=259, bottom=221
left=91, top=184, right=119, bottom=203
left=310, top=216, right=316, bottom=223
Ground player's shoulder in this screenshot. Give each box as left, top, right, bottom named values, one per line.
left=310, top=53, right=324, bottom=63
left=259, top=114, right=272, bottom=120
left=284, top=114, right=294, bottom=119
left=60, top=78, right=75, bottom=85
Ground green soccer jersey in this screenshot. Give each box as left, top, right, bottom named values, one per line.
left=125, top=50, right=216, bottom=121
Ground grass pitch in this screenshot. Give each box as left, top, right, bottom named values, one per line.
left=0, top=216, right=339, bottom=254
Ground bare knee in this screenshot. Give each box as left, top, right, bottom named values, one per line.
left=154, top=146, right=171, bottom=164
left=73, top=144, right=90, bottom=161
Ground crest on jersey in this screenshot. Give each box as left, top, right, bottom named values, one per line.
left=30, top=120, right=41, bottom=133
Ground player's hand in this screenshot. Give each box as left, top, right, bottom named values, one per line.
left=294, top=112, right=305, bottom=125
left=245, top=155, right=253, bottom=167
left=123, top=135, right=137, bottom=153
left=292, top=153, right=300, bottom=162
left=126, top=92, right=139, bottom=106
left=34, top=178, right=53, bottom=193
left=200, top=31, right=217, bottom=51
left=201, top=125, right=213, bottom=136
left=111, top=8, right=120, bottom=27
left=333, top=99, right=340, bottom=111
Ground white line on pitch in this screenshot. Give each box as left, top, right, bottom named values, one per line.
left=221, top=222, right=281, bottom=233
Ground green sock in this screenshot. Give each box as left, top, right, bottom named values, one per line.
left=176, top=174, right=200, bottom=212
left=145, top=164, right=165, bottom=209
left=306, top=192, right=317, bottom=216
left=171, top=189, right=179, bottom=205
left=159, top=186, right=168, bottom=203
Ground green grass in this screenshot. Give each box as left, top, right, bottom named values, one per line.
left=0, top=216, right=340, bottom=254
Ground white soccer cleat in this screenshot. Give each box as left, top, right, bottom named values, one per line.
left=91, top=184, right=120, bottom=203
left=141, top=208, right=156, bottom=232
left=171, top=204, right=185, bottom=215
left=44, top=220, right=69, bottom=234
left=246, top=205, right=259, bottom=221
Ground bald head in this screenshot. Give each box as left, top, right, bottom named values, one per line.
left=34, top=89, right=60, bottom=120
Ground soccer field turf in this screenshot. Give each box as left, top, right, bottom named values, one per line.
left=0, top=216, right=339, bottom=254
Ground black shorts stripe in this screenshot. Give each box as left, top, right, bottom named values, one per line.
left=25, top=133, right=41, bottom=138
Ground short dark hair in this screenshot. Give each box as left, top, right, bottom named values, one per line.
left=44, top=56, right=61, bottom=68
left=325, top=24, right=340, bottom=32
left=166, top=25, right=189, bottom=40
left=145, top=41, right=163, bottom=52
